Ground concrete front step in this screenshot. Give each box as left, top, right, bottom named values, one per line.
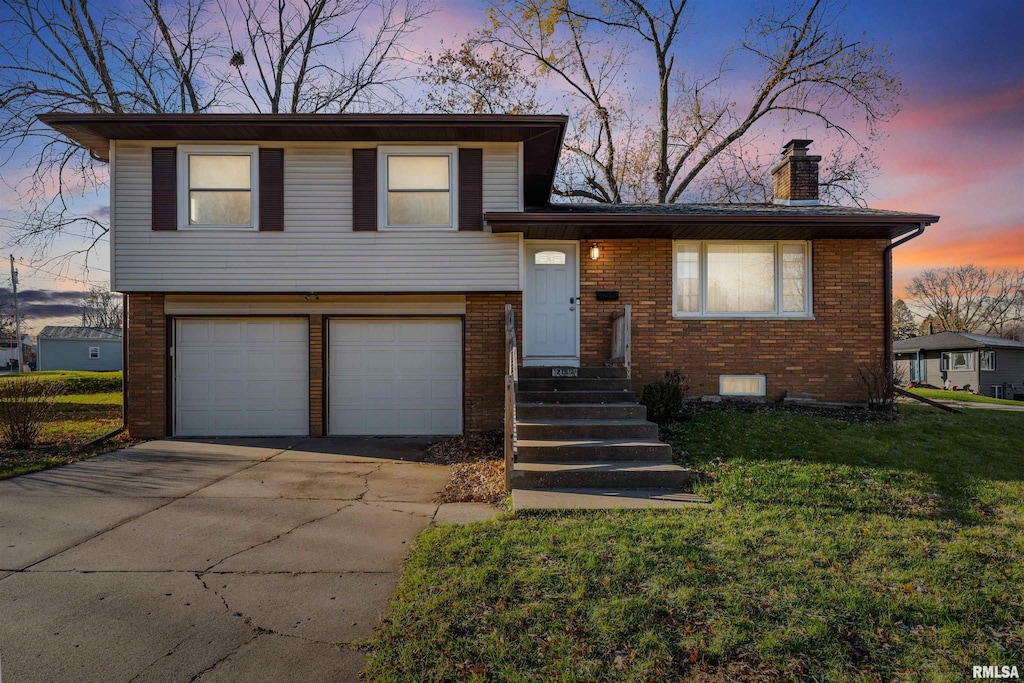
left=519, top=366, right=627, bottom=379
left=517, top=419, right=659, bottom=441
left=517, top=438, right=673, bottom=463
left=513, top=488, right=709, bottom=510
left=518, top=377, right=632, bottom=392
left=517, top=390, right=636, bottom=404
left=516, top=402, right=648, bottom=421
left=511, top=461, right=692, bottom=489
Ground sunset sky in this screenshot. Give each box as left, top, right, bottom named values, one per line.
left=1, top=0, right=1022, bottom=331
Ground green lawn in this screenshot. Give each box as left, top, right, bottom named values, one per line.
left=0, top=385, right=125, bottom=479
left=1, top=370, right=122, bottom=394
left=366, top=406, right=1024, bottom=682
left=907, top=387, right=1024, bottom=406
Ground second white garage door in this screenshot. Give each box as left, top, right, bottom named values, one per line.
left=328, top=319, right=462, bottom=435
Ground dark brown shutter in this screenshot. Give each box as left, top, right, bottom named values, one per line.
left=259, top=148, right=284, bottom=231
left=352, top=148, right=377, bottom=231
left=151, top=147, right=177, bottom=231
left=458, top=148, right=483, bottom=231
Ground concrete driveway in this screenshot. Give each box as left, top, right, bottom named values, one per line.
left=0, top=438, right=492, bottom=682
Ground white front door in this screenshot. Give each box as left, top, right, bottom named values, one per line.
left=523, top=242, right=579, bottom=365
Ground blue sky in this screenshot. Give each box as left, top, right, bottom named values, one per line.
left=2, top=0, right=1022, bottom=331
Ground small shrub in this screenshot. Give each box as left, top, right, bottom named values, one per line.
left=0, top=379, right=65, bottom=449
left=640, top=370, right=689, bottom=426
left=858, top=360, right=903, bottom=412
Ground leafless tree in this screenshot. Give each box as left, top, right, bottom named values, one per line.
left=418, top=41, right=543, bottom=115
left=907, top=265, right=1024, bottom=338
left=80, top=286, right=124, bottom=328
left=0, top=0, right=222, bottom=267
left=429, top=0, right=899, bottom=204
left=220, top=0, right=431, bottom=113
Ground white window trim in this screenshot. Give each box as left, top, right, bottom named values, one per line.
left=720, top=374, right=767, bottom=397
left=88, top=346, right=100, bottom=359
left=940, top=351, right=974, bottom=371
left=672, top=241, right=813, bottom=319
left=980, top=350, right=996, bottom=371
left=177, top=145, right=260, bottom=231
left=377, top=145, right=459, bottom=231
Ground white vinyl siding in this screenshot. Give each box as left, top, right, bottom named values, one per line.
left=112, top=142, right=522, bottom=292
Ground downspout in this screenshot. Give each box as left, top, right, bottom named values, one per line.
left=884, top=224, right=928, bottom=387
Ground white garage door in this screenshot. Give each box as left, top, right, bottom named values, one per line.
left=328, top=319, right=462, bottom=435
left=174, top=318, right=309, bottom=436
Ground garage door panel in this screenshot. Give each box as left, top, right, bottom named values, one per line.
left=175, top=319, right=309, bottom=437
left=212, top=323, right=243, bottom=343
left=329, top=319, right=462, bottom=435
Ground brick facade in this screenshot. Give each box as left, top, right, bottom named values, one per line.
left=309, top=314, right=324, bottom=436
left=464, top=292, right=522, bottom=431
left=578, top=239, right=888, bottom=402
left=125, top=293, right=168, bottom=439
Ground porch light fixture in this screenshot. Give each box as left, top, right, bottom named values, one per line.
left=590, top=243, right=600, bottom=260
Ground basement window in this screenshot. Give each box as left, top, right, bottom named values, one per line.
left=720, top=375, right=766, bottom=397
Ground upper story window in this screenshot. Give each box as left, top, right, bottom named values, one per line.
left=378, top=146, right=457, bottom=230
left=981, top=350, right=996, bottom=371
left=177, top=145, right=259, bottom=230
left=673, top=241, right=811, bottom=318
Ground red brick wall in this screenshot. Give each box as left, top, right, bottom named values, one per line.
left=125, top=293, right=168, bottom=438
left=773, top=157, right=820, bottom=202
left=579, top=239, right=888, bottom=402
left=309, top=314, right=324, bottom=436
left=464, top=292, right=522, bottom=431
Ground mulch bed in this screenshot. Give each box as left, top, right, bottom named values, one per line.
left=424, top=430, right=508, bottom=508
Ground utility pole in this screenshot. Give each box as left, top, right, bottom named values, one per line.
left=9, top=255, right=23, bottom=372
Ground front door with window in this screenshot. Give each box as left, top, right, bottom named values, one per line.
left=523, top=242, right=579, bottom=365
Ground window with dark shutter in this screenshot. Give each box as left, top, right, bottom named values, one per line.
left=259, top=148, right=284, bottom=231
left=458, top=148, right=483, bottom=231
left=151, top=147, right=177, bottom=231
left=352, top=148, right=377, bottom=231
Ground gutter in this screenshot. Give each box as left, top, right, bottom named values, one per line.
left=884, top=223, right=929, bottom=387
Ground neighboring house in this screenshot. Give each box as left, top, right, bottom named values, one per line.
left=37, top=326, right=123, bottom=372
left=1, top=334, right=36, bottom=367
left=895, top=331, right=1024, bottom=400
left=39, top=113, right=939, bottom=438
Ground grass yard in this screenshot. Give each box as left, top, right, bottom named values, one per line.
left=0, top=372, right=127, bottom=479
left=907, top=387, right=1024, bottom=407
left=367, top=406, right=1024, bottom=682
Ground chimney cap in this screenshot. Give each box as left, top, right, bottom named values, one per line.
left=781, top=139, right=813, bottom=154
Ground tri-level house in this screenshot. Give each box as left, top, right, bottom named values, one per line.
left=40, top=114, right=939, bottom=446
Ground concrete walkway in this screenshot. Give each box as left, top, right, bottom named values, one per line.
left=0, top=438, right=496, bottom=682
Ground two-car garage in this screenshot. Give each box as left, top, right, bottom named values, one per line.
left=173, top=317, right=463, bottom=437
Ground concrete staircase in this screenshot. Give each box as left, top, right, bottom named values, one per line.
left=510, top=366, right=693, bottom=497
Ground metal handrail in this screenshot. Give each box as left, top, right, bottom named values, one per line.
left=609, top=303, right=632, bottom=379
left=503, top=304, right=518, bottom=492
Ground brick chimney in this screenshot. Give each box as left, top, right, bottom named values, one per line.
left=772, top=139, right=821, bottom=206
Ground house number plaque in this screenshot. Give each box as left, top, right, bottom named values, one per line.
left=551, top=367, right=578, bottom=378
